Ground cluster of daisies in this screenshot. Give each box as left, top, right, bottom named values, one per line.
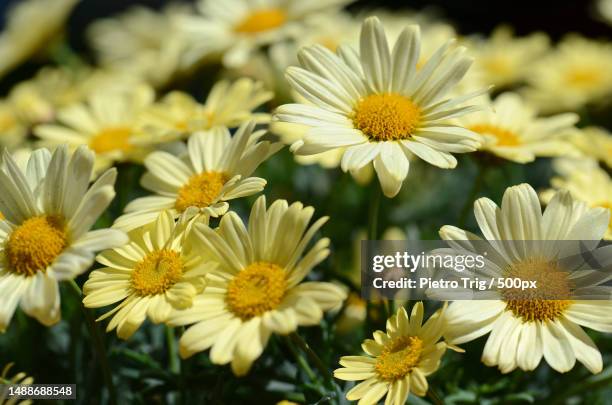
left=0, top=0, right=611, bottom=404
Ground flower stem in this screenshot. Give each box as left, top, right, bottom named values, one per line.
left=288, top=332, right=332, bottom=386
left=368, top=185, right=382, bottom=240
left=427, top=387, right=444, bottom=405
left=284, top=336, right=317, bottom=382
left=67, top=279, right=117, bottom=405
left=458, top=160, right=484, bottom=227
left=165, top=326, right=180, bottom=374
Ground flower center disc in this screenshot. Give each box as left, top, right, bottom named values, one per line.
left=469, top=123, right=521, bottom=147
left=6, top=215, right=67, bottom=276
left=565, top=68, right=602, bottom=89
left=502, top=257, right=572, bottom=322
left=131, top=249, right=183, bottom=296
left=352, top=93, right=421, bottom=142
left=90, top=126, right=133, bottom=154
left=226, top=261, right=287, bottom=320
left=234, top=9, right=287, bottom=34
left=175, top=171, right=227, bottom=212
left=375, top=335, right=423, bottom=381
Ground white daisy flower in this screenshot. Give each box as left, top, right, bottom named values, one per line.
left=113, top=121, right=283, bottom=231
left=33, top=84, right=156, bottom=174
left=83, top=211, right=207, bottom=340
left=179, top=0, right=352, bottom=68
left=457, top=92, right=579, bottom=163
left=167, top=195, right=347, bottom=375
left=523, top=35, right=612, bottom=113
left=274, top=17, right=483, bottom=198
left=0, top=0, right=78, bottom=79
left=441, top=183, right=612, bottom=374
left=87, top=4, right=190, bottom=88
left=541, top=164, right=612, bottom=240
left=141, top=78, right=272, bottom=144
left=0, top=145, right=127, bottom=332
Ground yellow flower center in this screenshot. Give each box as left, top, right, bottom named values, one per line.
left=131, top=249, right=183, bottom=296
left=565, top=67, right=603, bottom=89
left=5, top=215, right=67, bottom=277
left=226, top=261, right=287, bottom=320
left=234, top=9, right=287, bottom=34
left=352, top=93, right=421, bottom=142
left=469, top=123, right=521, bottom=147
left=502, top=257, right=572, bottom=322
left=90, top=127, right=133, bottom=154
left=375, top=335, right=423, bottom=381
left=481, top=57, right=512, bottom=76
left=175, top=171, right=227, bottom=213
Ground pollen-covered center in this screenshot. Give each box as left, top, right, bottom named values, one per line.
left=352, top=93, right=421, bottom=142
left=501, top=257, right=572, bottom=322
left=234, top=9, right=287, bottom=34
left=375, top=335, right=423, bottom=381
left=469, top=123, right=521, bottom=147
left=226, top=261, right=287, bottom=320
left=6, top=215, right=67, bottom=276
left=90, top=126, right=133, bottom=154
left=175, top=171, right=228, bottom=212
left=131, top=249, right=183, bottom=296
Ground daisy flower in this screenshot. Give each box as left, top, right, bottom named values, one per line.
left=273, top=17, right=483, bottom=198
left=0, top=101, right=27, bottom=150
left=524, top=35, right=612, bottom=112
left=0, top=145, right=127, bottom=332
left=167, top=195, right=347, bottom=375
left=0, top=0, right=78, bottom=79
left=457, top=92, right=579, bottom=163
left=87, top=4, right=190, bottom=88
left=541, top=165, right=612, bottom=240
left=466, top=26, right=549, bottom=89
left=1, top=363, right=33, bottom=405
left=567, top=126, right=612, bottom=169
left=83, top=211, right=207, bottom=339
left=141, top=78, right=272, bottom=144
left=179, top=0, right=352, bottom=68
left=334, top=303, right=453, bottom=405
left=113, top=121, right=282, bottom=231
left=441, top=183, right=612, bottom=374
left=33, top=84, right=155, bottom=174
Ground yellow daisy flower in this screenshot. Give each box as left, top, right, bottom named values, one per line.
left=524, top=35, right=612, bottom=112
left=113, top=121, right=282, bottom=231
left=87, top=4, right=190, bottom=88
left=457, top=92, right=579, bottom=163
left=33, top=84, right=155, bottom=174
left=466, top=26, right=549, bottom=89
left=567, top=126, right=612, bottom=169
left=141, top=78, right=272, bottom=144
left=167, top=195, right=347, bottom=375
left=0, top=101, right=27, bottom=150
left=541, top=164, right=612, bottom=240
left=441, top=184, right=612, bottom=374
left=334, top=303, right=452, bottom=405
left=0, top=0, right=78, bottom=79
left=83, top=211, right=207, bottom=340
left=180, top=0, right=352, bottom=68
left=274, top=17, right=483, bottom=198
left=1, top=363, right=34, bottom=405
left=0, top=146, right=127, bottom=332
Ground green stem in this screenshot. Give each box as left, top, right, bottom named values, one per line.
left=68, top=280, right=117, bottom=405
left=165, top=326, right=180, bottom=374
left=368, top=185, right=382, bottom=240
left=284, top=336, right=317, bottom=382
left=458, top=160, right=484, bottom=228
left=288, top=332, right=332, bottom=386
left=427, top=387, right=444, bottom=405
